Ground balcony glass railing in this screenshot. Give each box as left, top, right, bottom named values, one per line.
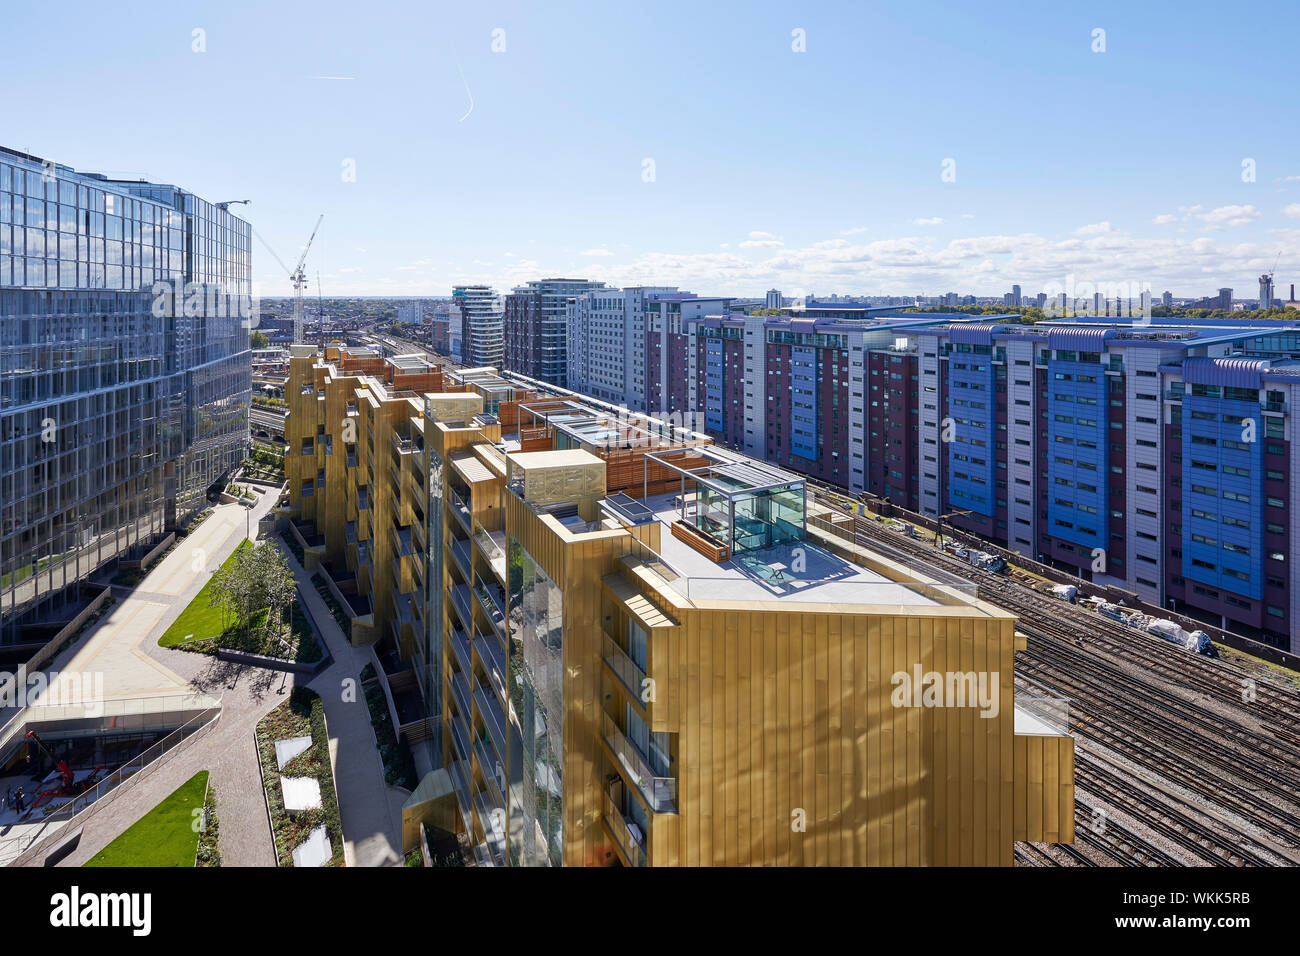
left=449, top=537, right=473, bottom=577
left=449, top=704, right=473, bottom=764
left=604, top=788, right=647, bottom=867
left=475, top=738, right=505, bottom=805
left=473, top=789, right=507, bottom=865
left=450, top=627, right=473, bottom=677
left=474, top=579, right=507, bottom=630
left=448, top=487, right=473, bottom=531
left=601, top=711, right=677, bottom=813
left=603, top=632, right=648, bottom=705
left=450, top=584, right=473, bottom=629
left=474, top=632, right=508, bottom=702
left=448, top=758, right=472, bottom=815
left=451, top=672, right=473, bottom=733
left=475, top=686, right=508, bottom=762
left=473, top=520, right=507, bottom=581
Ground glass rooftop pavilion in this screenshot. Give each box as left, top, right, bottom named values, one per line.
left=630, top=447, right=807, bottom=556
left=517, top=399, right=710, bottom=453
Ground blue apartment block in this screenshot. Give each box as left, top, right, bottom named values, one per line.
left=1045, top=333, right=1110, bottom=556
left=1181, top=360, right=1269, bottom=602
left=945, top=329, right=997, bottom=518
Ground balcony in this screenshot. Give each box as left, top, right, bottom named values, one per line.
left=392, top=432, right=415, bottom=457
left=1014, top=680, right=1072, bottom=737
left=449, top=536, right=473, bottom=578
left=472, top=789, right=507, bottom=866
left=474, top=631, right=508, bottom=703
left=603, top=631, right=649, bottom=710
left=449, top=486, right=473, bottom=532
left=473, top=521, right=507, bottom=583
left=450, top=583, right=474, bottom=630
left=603, top=783, right=647, bottom=867
left=601, top=711, right=677, bottom=813
left=390, top=524, right=414, bottom=560
left=450, top=672, right=473, bottom=739
left=474, top=578, right=507, bottom=633
left=448, top=758, right=473, bottom=825
left=392, top=592, right=413, bottom=628
left=449, top=626, right=473, bottom=678
left=475, top=686, right=508, bottom=763
left=474, top=737, right=505, bottom=806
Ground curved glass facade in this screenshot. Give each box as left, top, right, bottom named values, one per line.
left=0, top=148, right=251, bottom=640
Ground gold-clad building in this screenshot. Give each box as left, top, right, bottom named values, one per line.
left=284, top=350, right=1074, bottom=866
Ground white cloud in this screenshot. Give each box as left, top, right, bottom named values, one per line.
left=1283, top=203, right=1300, bottom=219
left=740, top=239, right=784, bottom=248
left=1152, top=214, right=1178, bottom=225
left=748, top=230, right=777, bottom=239
left=1074, top=221, right=1114, bottom=236
left=960, top=214, right=975, bottom=220
left=912, top=217, right=944, bottom=226
left=1197, top=204, right=1259, bottom=229
left=839, top=226, right=868, bottom=235
left=579, top=247, right=614, bottom=256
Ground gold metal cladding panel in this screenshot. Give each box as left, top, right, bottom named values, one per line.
left=636, top=607, right=1028, bottom=866
left=1012, top=732, right=1075, bottom=844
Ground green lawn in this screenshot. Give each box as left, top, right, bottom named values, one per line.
left=158, top=539, right=250, bottom=647
left=84, top=771, right=209, bottom=867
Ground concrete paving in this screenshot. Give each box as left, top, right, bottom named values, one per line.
left=19, top=498, right=264, bottom=711
left=10, top=490, right=407, bottom=867
left=286, top=540, right=406, bottom=867
left=11, top=492, right=291, bottom=867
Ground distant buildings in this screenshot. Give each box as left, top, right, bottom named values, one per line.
left=765, top=288, right=782, bottom=309
left=452, top=285, right=504, bottom=368
left=503, top=278, right=607, bottom=386
left=1260, top=275, right=1275, bottom=310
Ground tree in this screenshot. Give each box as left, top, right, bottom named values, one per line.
left=250, top=330, right=270, bottom=349
left=254, top=543, right=297, bottom=641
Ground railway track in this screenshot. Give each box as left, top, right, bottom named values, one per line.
left=811, top=489, right=1300, bottom=867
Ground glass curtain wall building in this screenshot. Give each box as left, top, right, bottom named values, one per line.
left=0, top=146, right=252, bottom=641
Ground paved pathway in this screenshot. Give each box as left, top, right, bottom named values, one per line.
left=12, top=493, right=406, bottom=867
left=285, top=541, right=406, bottom=867
left=18, top=493, right=289, bottom=867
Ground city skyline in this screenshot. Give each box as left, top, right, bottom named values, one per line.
left=6, top=1, right=1300, bottom=298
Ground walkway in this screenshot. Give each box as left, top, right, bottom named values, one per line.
left=282, top=540, right=405, bottom=867
left=15, top=492, right=288, bottom=867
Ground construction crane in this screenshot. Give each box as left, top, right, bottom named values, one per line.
left=253, top=216, right=325, bottom=345
left=287, top=215, right=325, bottom=344
left=215, top=199, right=251, bottom=211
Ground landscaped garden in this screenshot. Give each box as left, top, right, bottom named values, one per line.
left=281, top=531, right=306, bottom=567
left=84, top=771, right=210, bottom=867
left=196, top=781, right=221, bottom=866
left=360, top=663, right=418, bottom=789
left=159, top=540, right=321, bottom=663
left=312, top=572, right=353, bottom=635
left=242, top=445, right=286, bottom=483
left=255, top=687, right=344, bottom=867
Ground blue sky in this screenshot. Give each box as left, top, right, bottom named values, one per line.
left=7, top=0, right=1300, bottom=298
